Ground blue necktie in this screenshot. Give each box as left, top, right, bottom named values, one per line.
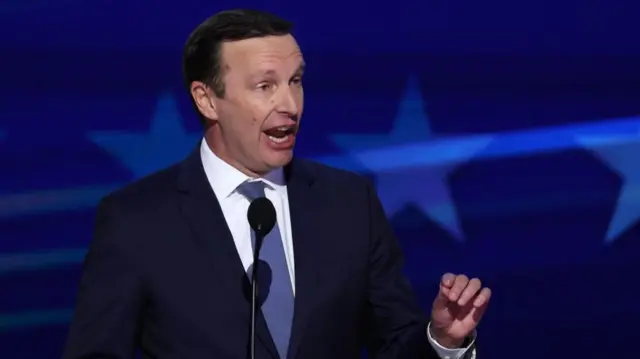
left=239, top=181, right=294, bottom=359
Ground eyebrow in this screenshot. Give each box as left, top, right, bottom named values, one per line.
left=256, top=69, right=278, bottom=78
left=252, top=62, right=306, bottom=80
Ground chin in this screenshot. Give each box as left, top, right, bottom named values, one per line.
left=266, top=150, right=294, bottom=169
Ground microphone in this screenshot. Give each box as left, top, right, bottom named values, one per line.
left=247, top=197, right=277, bottom=359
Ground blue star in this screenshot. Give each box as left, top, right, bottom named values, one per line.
left=331, top=76, right=491, bottom=241
left=577, top=131, right=640, bottom=243
left=89, top=92, right=201, bottom=179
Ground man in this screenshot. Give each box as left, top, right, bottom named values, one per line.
left=62, top=9, right=491, bottom=359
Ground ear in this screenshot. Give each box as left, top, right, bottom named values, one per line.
left=190, top=81, right=218, bottom=121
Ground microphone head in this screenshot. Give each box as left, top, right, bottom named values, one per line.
left=247, top=197, right=276, bottom=237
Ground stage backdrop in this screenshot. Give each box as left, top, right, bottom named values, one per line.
left=1, top=1, right=639, bottom=358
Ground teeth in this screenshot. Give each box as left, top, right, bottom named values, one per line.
left=268, top=135, right=289, bottom=143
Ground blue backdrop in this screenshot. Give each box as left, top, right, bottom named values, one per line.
left=1, top=1, right=639, bottom=358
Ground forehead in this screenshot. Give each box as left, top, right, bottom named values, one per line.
left=220, top=35, right=304, bottom=74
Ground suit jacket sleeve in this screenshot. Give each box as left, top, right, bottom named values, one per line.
left=62, top=197, right=144, bottom=359
left=363, top=180, right=439, bottom=359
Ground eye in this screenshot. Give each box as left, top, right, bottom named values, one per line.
left=257, top=82, right=273, bottom=91
left=290, top=76, right=302, bottom=86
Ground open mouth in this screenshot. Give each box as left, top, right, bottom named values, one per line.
left=263, top=125, right=296, bottom=144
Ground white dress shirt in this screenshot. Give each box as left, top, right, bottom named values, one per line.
left=200, top=139, right=475, bottom=359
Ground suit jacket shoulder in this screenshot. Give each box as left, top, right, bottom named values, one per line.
left=90, top=162, right=185, bottom=258
left=101, top=163, right=181, bottom=211
left=289, top=156, right=373, bottom=194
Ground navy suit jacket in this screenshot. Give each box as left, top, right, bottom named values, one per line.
left=62, top=146, right=443, bottom=359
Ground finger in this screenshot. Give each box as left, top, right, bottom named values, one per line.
left=469, top=298, right=489, bottom=324
left=461, top=305, right=487, bottom=330
left=434, top=283, right=451, bottom=308
left=457, top=278, right=481, bottom=306
left=435, top=273, right=455, bottom=304
left=448, top=275, right=469, bottom=302
left=473, top=287, right=492, bottom=308
left=440, top=273, right=456, bottom=289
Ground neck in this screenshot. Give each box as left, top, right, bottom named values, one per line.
left=204, top=130, right=268, bottom=178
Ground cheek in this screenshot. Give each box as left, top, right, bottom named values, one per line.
left=220, top=104, right=259, bottom=137
left=295, top=90, right=304, bottom=112
left=227, top=98, right=261, bottom=125
left=247, top=100, right=275, bottom=124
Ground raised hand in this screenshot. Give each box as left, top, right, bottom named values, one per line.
left=430, top=273, right=491, bottom=348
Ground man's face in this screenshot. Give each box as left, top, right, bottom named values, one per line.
left=206, top=35, right=304, bottom=176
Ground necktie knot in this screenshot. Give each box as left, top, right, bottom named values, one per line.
left=238, top=180, right=266, bottom=201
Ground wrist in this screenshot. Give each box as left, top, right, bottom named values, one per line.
left=429, top=326, right=465, bottom=349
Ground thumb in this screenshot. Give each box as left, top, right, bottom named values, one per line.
left=433, top=273, right=455, bottom=308
left=433, top=284, right=451, bottom=309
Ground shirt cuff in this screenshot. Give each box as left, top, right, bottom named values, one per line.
left=426, top=322, right=476, bottom=359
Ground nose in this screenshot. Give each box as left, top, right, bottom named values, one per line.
left=274, top=86, right=299, bottom=117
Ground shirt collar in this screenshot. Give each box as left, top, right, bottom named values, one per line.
left=200, top=138, right=286, bottom=199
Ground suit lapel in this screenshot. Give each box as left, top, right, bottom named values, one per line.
left=176, top=146, right=279, bottom=359
left=285, top=159, right=327, bottom=359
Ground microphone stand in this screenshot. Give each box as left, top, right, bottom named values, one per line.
left=250, top=230, right=265, bottom=359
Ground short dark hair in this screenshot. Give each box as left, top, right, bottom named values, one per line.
left=182, top=9, right=293, bottom=124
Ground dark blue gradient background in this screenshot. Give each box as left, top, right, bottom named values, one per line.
left=1, top=1, right=639, bottom=358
